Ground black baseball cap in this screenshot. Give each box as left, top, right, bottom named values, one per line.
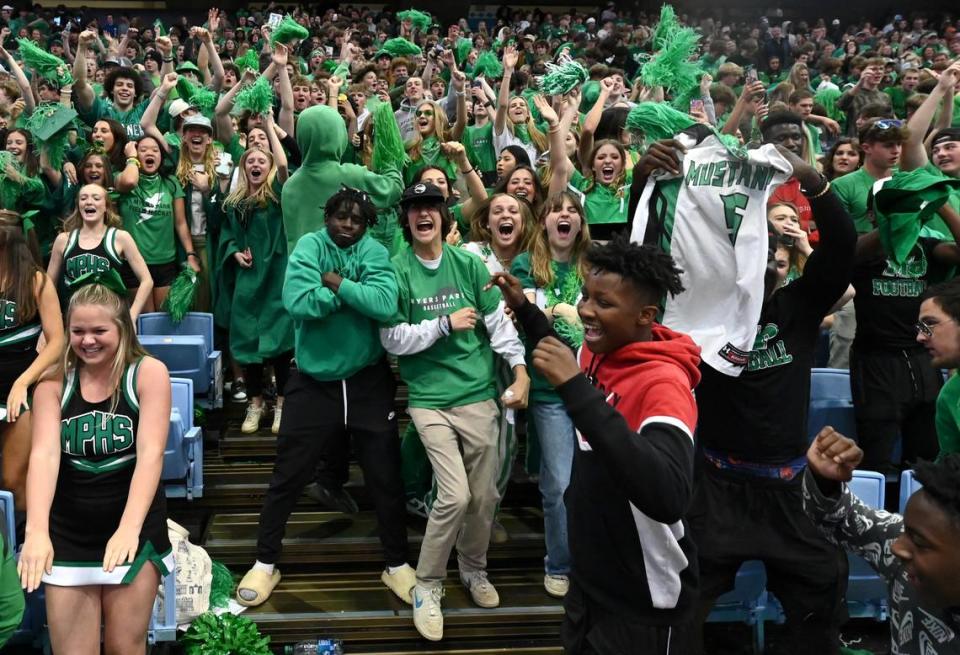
left=399, top=182, right=445, bottom=209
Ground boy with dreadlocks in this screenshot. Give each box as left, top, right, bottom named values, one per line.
left=490, top=237, right=701, bottom=654
left=236, top=188, right=414, bottom=608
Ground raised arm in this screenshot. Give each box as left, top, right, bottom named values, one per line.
left=903, top=63, right=960, bottom=171
left=722, top=80, right=766, bottom=137
left=494, top=45, right=519, bottom=136
left=0, top=44, right=35, bottom=113
left=450, top=70, right=468, bottom=141
left=534, top=94, right=573, bottom=196
left=579, top=76, right=615, bottom=169
left=71, top=30, right=97, bottom=111
left=155, top=35, right=175, bottom=79
left=263, top=111, right=288, bottom=182
left=442, top=141, right=486, bottom=218
left=272, top=44, right=295, bottom=136
left=140, top=72, right=178, bottom=152
left=196, top=26, right=224, bottom=92
left=215, top=69, right=257, bottom=143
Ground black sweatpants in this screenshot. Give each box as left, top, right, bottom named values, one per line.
left=243, top=350, right=294, bottom=399
left=255, top=359, right=408, bottom=566
left=850, top=347, right=941, bottom=474
left=687, top=464, right=848, bottom=655
left=562, top=579, right=689, bottom=654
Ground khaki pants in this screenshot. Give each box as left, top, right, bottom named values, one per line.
left=409, top=399, right=501, bottom=586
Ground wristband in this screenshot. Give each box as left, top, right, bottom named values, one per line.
left=186, top=252, right=198, bottom=257
left=806, top=180, right=831, bottom=199
left=126, top=157, right=141, bottom=169
left=439, top=314, right=452, bottom=336
left=162, top=56, right=174, bottom=62
left=460, top=167, right=474, bottom=177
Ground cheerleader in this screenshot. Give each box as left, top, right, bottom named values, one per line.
left=47, top=183, right=153, bottom=321
left=0, top=214, right=64, bottom=510
left=19, top=278, right=172, bottom=655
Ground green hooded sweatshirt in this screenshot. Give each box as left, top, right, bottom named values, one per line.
left=282, top=228, right=398, bottom=381
left=281, top=105, right=403, bottom=254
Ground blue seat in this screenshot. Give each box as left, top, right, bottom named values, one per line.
left=846, top=470, right=888, bottom=621
left=163, top=378, right=203, bottom=500
left=899, top=470, right=923, bottom=513
left=707, top=560, right=769, bottom=654
left=137, top=312, right=223, bottom=409
left=808, top=368, right=856, bottom=441
left=149, top=567, right=177, bottom=643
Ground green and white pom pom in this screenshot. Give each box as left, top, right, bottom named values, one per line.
left=153, top=19, right=166, bottom=37
left=371, top=101, right=409, bottom=173
left=471, top=50, right=503, bottom=79
left=232, top=76, right=275, bottom=117
left=208, top=560, right=234, bottom=610
left=162, top=265, right=198, bottom=323
left=269, top=15, right=309, bottom=47
left=175, top=77, right=217, bottom=115
left=397, top=9, right=432, bottom=31
left=626, top=102, right=697, bottom=142
left=455, top=37, right=474, bottom=66
left=16, top=38, right=73, bottom=87
left=650, top=4, right=682, bottom=50
left=24, top=103, right=78, bottom=172
left=181, top=612, right=271, bottom=655
left=640, top=11, right=702, bottom=100
left=234, top=49, right=260, bottom=74
left=380, top=37, right=422, bottom=57
left=538, top=53, right=588, bottom=95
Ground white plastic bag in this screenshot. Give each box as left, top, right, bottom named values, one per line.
left=165, top=519, right=212, bottom=624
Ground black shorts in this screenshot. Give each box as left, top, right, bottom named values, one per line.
left=687, top=463, right=847, bottom=652
left=146, top=261, right=179, bottom=288
left=851, top=347, right=941, bottom=472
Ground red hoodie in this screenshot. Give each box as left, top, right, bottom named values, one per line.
left=576, top=323, right=701, bottom=447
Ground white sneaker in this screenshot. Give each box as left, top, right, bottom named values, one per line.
left=241, top=403, right=264, bottom=434
left=271, top=405, right=283, bottom=434
left=544, top=573, right=569, bottom=598
left=460, top=570, right=500, bottom=608
left=412, top=583, right=444, bottom=641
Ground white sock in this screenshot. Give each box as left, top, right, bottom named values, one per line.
left=252, top=560, right=275, bottom=575
left=387, top=564, right=405, bottom=575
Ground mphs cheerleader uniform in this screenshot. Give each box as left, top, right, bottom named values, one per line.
left=0, top=296, right=40, bottom=421
left=43, top=360, right=172, bottom=585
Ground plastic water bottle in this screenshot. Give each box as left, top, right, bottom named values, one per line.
left=284, top=640, right=344, bottom=655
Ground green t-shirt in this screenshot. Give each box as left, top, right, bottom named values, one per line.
left=390, top=244, right=501, bottom=409
left=0, top=535, right=23, bottom=649
left=117, top=173, right=184, bottom=264
left=511, top=252, right=581, bottom=404
left=78, top=96, right=151, bottom=141
left=832, top=167, right=885, bottom=234
left=569, top=169, right=632, bottom=225
left=936, top=372, right=960, bottom=461
left=464, top=122, right=497, bottom=175
left=883, top=86, right=912, bottom=119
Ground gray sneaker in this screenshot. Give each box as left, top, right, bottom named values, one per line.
left=460, top=570, right=500, bottom=608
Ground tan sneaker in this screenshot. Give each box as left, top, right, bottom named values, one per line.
left=271, top=404, right=283, bottom=434
left=412, top=583, right=444, bottom=641
left=381, top=564, right=416, bottom=604
left=460, top=570, right=500, bottom=608
left=544, top=573, right=569, bottom=598
left=241, top=403, right=264, bottom=433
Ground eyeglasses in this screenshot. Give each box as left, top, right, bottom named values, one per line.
left=915, top=317, right=955, bottom=337
left=415, top=109, right=434, bottom=118
left=873, top=119, right=904, bottom=130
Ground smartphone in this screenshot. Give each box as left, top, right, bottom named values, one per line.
left=268, top=13, right=283, bottom=29
left=471, top=79, right=482, bottom=88
left=215, top=152, right=233, bottom=178
left=745, top=66, right=758, bottom=84
left=690, top=99, right=704, bottom=113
